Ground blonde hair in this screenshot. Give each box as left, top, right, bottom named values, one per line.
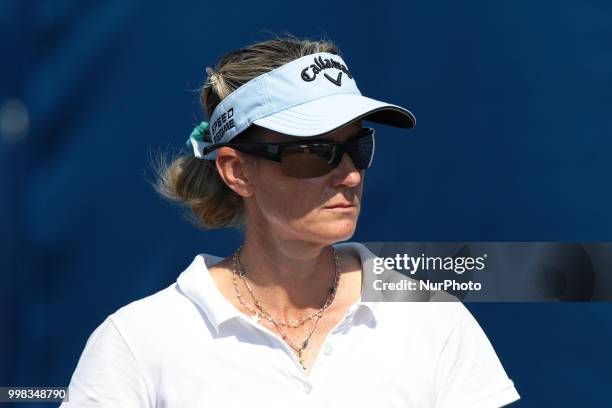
left=154, top=35, right=341, bottom=229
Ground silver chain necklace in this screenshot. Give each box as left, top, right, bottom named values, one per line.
left=231, top=246, right=340, bottom=369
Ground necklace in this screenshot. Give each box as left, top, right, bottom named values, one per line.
left=231, top=246, right=340, bottom=369
left=232, top=246, right=340, bottom=328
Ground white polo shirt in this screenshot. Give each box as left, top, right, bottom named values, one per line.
left=61, top=242, right=520, bottom=407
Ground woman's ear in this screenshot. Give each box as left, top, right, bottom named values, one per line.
left=215, top=147, right=256, bottom=197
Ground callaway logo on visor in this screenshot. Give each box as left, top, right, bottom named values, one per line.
left=300, top=55, right=353, bottom=87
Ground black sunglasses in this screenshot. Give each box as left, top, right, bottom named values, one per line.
left=203, top=127, right=376, bottom=179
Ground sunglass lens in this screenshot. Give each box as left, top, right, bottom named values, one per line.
left=347, top=132, right=374, bottom=169
left=280, top=145, right=335, bottom=178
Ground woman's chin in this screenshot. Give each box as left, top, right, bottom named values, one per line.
left=311, top=220, right=357, bottom=243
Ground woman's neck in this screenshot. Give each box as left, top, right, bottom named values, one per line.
left=237, top=235, right=338, bottom=320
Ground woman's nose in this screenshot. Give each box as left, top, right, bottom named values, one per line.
left=331, top=153, right=362, bottom=187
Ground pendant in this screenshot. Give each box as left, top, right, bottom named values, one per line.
left=251, top=312, right=260, bottom=322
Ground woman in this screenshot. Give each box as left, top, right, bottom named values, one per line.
left=61, top=37, right=520, bottom=407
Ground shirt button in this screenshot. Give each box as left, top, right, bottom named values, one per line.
left=323, top=344, right=333, bottom=355
left=303, top=383, right=313, bottom=394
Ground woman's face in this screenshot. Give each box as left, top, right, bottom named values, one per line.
left=244, top=120, right=365, bottom=246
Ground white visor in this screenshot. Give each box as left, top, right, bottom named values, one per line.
left=191, top=52, right=415, bottom=159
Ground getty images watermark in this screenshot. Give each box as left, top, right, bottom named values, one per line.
left=371, top=252, right=487, bottom=292
left=360, top=242, right=612, bottom=301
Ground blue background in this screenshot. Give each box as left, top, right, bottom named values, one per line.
left=1, top=0, right=611, bottom=406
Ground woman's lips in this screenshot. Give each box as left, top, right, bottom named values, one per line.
left=323, top=203, right=357, bottom=212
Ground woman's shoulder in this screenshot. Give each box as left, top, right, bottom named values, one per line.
left=109, top=252, right=224, bottom=326
left=373, top=296, right=470, bottom=329
left=106, top=255, right=214, bottom=342
left=110, top=283, right=185, bottom=327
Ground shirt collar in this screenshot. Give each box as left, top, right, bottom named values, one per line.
left=176, top=242, right=380, bottom=335
left=176, top=254, right=242, bottom=335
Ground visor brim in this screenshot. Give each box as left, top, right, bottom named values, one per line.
left=253, top=93, right=415, bottom=137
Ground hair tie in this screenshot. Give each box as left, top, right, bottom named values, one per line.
left=205, top=66, right=220, bottom=87
left=185, top=121, right=217, bottom=160
left=185, top=121, right=209, bottom=148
